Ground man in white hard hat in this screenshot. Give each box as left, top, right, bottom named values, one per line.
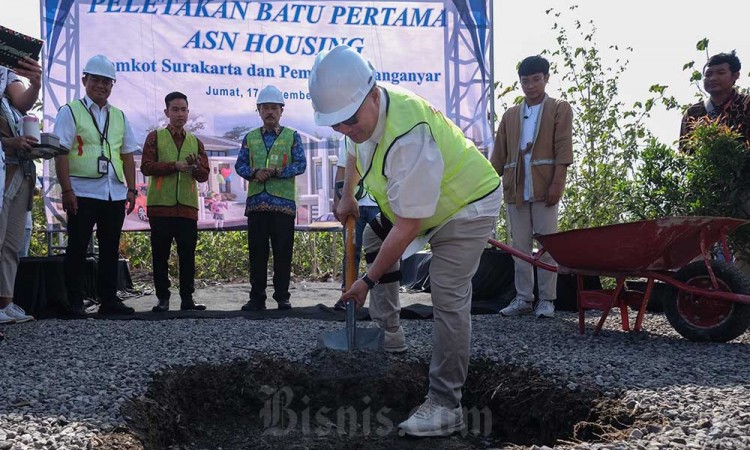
left=234, top=85, right=306, bottom=311
left=54, top=54, right=139, bottom=316
left=309, top=45, right=502, bottom=437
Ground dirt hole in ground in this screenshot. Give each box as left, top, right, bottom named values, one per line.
left=119, top=350, right=640, bottom=449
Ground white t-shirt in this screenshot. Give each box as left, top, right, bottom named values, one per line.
left=0, top=67, right=20, bottom=95
left=0, top=139, right=4, bottom=211
left=521, top=102, right=542, bottom=201
left=53, top=96, right=139, bottom=201
left=337, top=139, right=377, bottom=207
left=0, top=67, right=20, bottom=211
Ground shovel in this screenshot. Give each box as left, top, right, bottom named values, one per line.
left=317, top=216, right=383, bottom=351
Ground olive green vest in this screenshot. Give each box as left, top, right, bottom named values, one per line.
left=245, top=127, right=296, bottom=201
left=66, top=99, right=125, bottom=182
left=146, top=128, right=199, bottom=209
left=357, top=87, right=499, bottom=235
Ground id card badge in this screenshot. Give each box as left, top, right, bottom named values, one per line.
left=97, top=155, right=109, bottom=175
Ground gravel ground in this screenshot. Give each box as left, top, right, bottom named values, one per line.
left=0, top=307, right=748, bottom=449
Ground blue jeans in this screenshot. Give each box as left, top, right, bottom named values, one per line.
left=342, top=205, right=380, bottom=287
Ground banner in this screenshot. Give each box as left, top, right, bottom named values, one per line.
left=41, top=0, right=493, bottom=231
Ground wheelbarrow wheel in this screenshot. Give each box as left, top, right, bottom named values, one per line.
left=664, top=260, right=750, bottom=342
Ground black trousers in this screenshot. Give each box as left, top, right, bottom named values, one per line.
left=149, top=216, right=198, bottom=303
left=64, top=197, right=125, bottom=306
left=247, top=211, right=295, bottom=303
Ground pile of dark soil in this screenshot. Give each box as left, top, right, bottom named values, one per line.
left=112, top=351, right=646, bottom=449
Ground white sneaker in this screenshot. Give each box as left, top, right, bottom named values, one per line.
left=2, top=303, right=34, bottom=323
left=500, top=298, right=533, bottom=317
left=399, top=397, right=464, bottom=437
left=0, top=309, right=15, bottom=324
left=535, top=300, right=555, bottom=319
left=384, top=326, right=407, bottom=353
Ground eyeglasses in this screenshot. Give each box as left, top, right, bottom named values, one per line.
left=332, top=94, right=368, bottom=128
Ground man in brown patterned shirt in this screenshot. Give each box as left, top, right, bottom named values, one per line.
left=680, top=51, right=750, bottom=150
left=141, top=92, right=210, bottom=312
left=680, top=52, right=750, bottom=276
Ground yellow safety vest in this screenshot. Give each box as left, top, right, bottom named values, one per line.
left=146, top=128, right=199, bottom=209
left=357, top=87, right=499, bottom=235
left=245, top=127, right=297, bottom=201
left=65, top=99, right=125, bottom=182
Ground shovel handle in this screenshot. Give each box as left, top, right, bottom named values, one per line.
left=344, top=216, right=357, bottom=351
left=345, top=216, right=356, bottom=291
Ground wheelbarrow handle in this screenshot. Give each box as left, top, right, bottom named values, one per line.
left=488, top=238, right=559, bottom=274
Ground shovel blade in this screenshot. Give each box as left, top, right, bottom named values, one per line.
left=317, top=328, right=384, bottom=351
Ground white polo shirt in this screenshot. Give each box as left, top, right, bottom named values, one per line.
left=53, top=95, right=139, bottom=201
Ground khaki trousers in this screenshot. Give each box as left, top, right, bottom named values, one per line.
left=0, top=173, right=31, bottom=298
left=364, top=214, right=496, bottom=407
left=506, top=201, right=559, bottom=302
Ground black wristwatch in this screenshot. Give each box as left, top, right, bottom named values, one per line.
left=127, top=188, right=139, bottom=197
left=361, top=274, right=378, bottom=290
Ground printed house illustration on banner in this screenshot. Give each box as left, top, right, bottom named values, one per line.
left=126, top=130, right=339, bottom=231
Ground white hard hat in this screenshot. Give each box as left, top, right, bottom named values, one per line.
left=83, top=55, right=116, bottom=81
left=257, top=85, right=285, bottom=106
left=309, top=45, right=376, bottom=126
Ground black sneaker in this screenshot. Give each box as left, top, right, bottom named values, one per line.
left=99, top=302, right=135, bottom=315
left=64, top=305, right=88, bottom=318
left=152, top=298, right=170, bottom=312
left=333, top=300, right=347, bottom=311
left=180, top=301, right=207, bottom=311
left=241, top=300, right=266, bottom=312
left=277, top=300, right=292, bottom=310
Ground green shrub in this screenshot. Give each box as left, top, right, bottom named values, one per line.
left=621, top=118, right=750, bottom=258
left=118, top=228, right=345, bottom=284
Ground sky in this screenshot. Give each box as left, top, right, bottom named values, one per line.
left=2, top=0, right=749, bottom=145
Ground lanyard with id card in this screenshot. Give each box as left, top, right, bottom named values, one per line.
left=82, top=99, right=111, bottom=175
left=97, top=154, right=109, bottom=174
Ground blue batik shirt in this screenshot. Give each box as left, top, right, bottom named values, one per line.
left=234, top=127, right=306, bottom=216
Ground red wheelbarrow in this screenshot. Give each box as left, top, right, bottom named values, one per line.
left=488, top=216, right=750, bottom=342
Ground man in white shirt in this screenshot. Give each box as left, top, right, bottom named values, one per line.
left=54, top=55, right=138, bottom=316
left=309, top=45, right=502, bottom=437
